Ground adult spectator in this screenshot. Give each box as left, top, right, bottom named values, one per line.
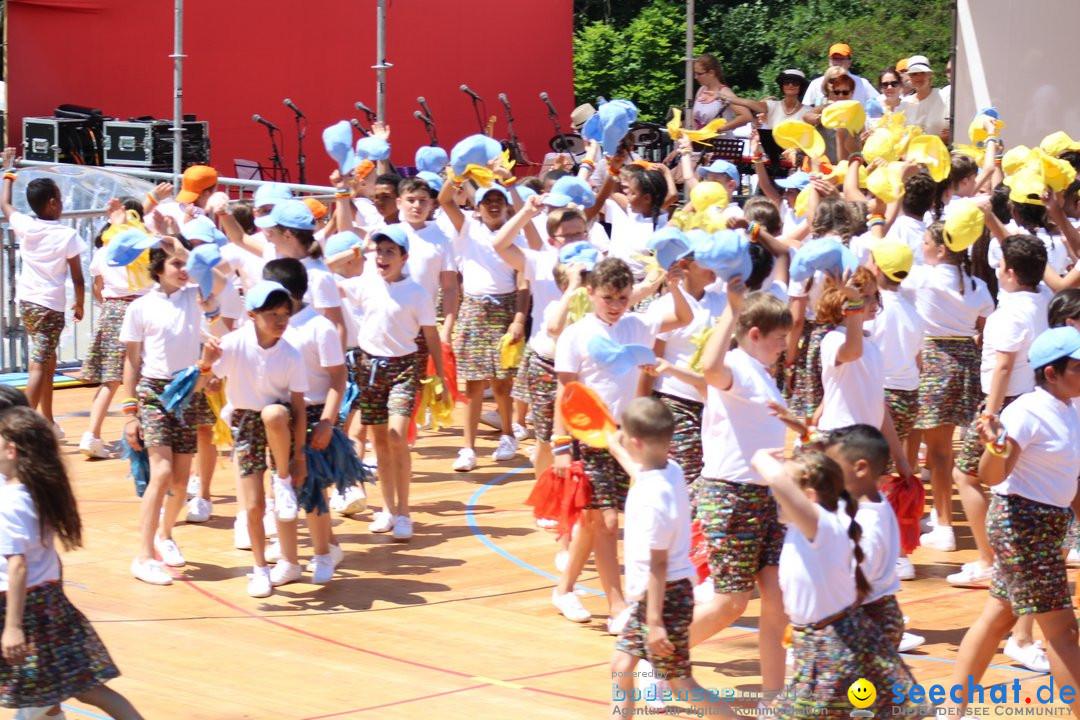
left=899, top=55, right=948, bottom=140
left=692, top=54, right=753, bottom=137
left=802, top=43, right=878, bottom=106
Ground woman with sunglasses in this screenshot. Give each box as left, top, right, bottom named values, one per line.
left=804, top=67, right=860, bottom=163
left=720, top=68, right=810, bottom=130
left=691, top=54, right=753, bottom=138
left=877, top=68, right=904, bottom=114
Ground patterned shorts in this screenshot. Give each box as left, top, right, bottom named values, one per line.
left=988, top=493, right=1072, bottom=616
left=231, top=404, right=290, bottom=477
left=453, top=291, right=517, bottom=382
left=414, top=329, right=430, bottom=379
left=351, top=351, right=418, bottom=426
left=654, top=392, right=704, bottom=487
left=861, top=594, right=904, bottom=651
left=885, top=388, right=919, bottom=441
left=0, top=581, right=119, bottom=708
left=697, top=479, right=784, bottom=594
left=137, top=377, right=213, bottom=454
left=954, top=395, right=1018, bottom=477
left=615, top=579, right=695, bottom=680
left=785, top=606, right=918, bottom=719
left=511, top=348, right=557, bottom=442
left=80, top=296, right=136, bottom=384
left=19, top=300, right=65, bottom=365
left=785, top=322, right=829, bottom=420
left=582, top=445, right=631, bottom=511
left=914, top=337, right=980, bottom=429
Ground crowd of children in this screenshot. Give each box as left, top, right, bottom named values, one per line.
left=6, top=61, right=1080, bottom=716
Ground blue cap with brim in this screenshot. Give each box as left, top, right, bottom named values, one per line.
left=475, top=184, right=511, bottom=203
left=416, top=171, right=444, bottom=193
left=252, top=182, right=293, bottom=209
left=690, top=229, right=752, bottom=282
left=698, top=159, right=740, bottom=183
left=182, top=216, right=227, bottom=247
left=545, top=176, right=596, bottom=208
left=450, top=134, right=503, bottom=177
left=789, top=237, right=859, bottom=283
left=586, top=335, right=656, bottom=375
left=1029, top=326, right=1080, bottom=370
left=245, top=280, right=291, bottom=311
left=775, top=171, right=812, bottom=190
left=325, top=231, right=363, bottom=258
left=371, top=224, right=410, bottom=253
left=647, top=227, right=693, bottom=271
left=106, top=229, right=160, bottom=267
left=323, top=121, right=359, bottom=176
left=355, top=136, right=391, bottom=162
left=558, top=241, right=599, bottom=271
left=186, top=243, right=221, bottom=298
left=254, top=199, right=316, bottom=231
left=415, top=146, right=449, bottom=174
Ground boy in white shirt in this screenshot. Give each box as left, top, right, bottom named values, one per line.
left=0, top=153, right=86, bottom=428
left=607, top=397, right=732, bottom=718
left=884, top=171, right=934, bottom=264
left=200, top=280, right=308, bottom=598
left=550, top=258, right=691, bottom=628
left=339, top=225, right=446, bottom=542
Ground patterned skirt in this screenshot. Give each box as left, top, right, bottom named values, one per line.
left=0, top=581, right=119, bottom=708
left=914, top=337, right=980, bottom=430
left=80, top=296, right=136, bottom=384
left=653, top=391, right=704, bottom=487
left=453, top=291, right=518, bottom=382
left=988, top=493, right=1072, bottom=616
left=785, top=322, right=830, bottom=420
left=954, top=394, right=1019, bottom=477
left=861, top=594, right=904, bottom=651
left=784, top=605, right=919, bottom=719
left=511, top=348, right=557, bottom=442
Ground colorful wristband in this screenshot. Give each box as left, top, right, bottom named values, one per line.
left=146, top=192, right=159, bottom=206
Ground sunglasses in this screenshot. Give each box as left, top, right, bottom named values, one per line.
left=830, top=89, right=852, bottom=97
left=881, top=80, right=901, bottom=88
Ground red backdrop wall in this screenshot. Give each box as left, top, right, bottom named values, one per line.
left=9, top=0, right=574, bottom=182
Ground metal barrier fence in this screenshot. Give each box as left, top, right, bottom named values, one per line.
left=0, top=162, right=335, bottom=374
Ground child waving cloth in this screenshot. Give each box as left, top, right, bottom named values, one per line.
left=1, top=406, right=144, bottom=720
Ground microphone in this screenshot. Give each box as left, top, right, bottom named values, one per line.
left=283, top=98, right=305, bottom=118
left=253, top=114, right=279, bottom=131
left=498, top=93, right=511, bottom=109
left=414, top=111, right=433, bottom=126
left=460, top=84, right=481, bottom=101
left=539, top=91, right=557, bottom=116
left=350, top=118, right=365, bottom=132
left=354, top=101, right=376, bottom=120
left=418, top=96, right=434, bottom=120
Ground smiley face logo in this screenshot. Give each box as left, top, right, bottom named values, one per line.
left=847, top=678, right=876, bottom=709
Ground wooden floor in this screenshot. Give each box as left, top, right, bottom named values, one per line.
left=37, top=385, right=1075, bottom=719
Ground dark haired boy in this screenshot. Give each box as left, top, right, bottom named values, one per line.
left=886, top=170, right=935, bottom=264
left=0, top=148, right=86, bottom=430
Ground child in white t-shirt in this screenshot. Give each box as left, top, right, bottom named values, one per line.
left=607, top=397, right=733, bottom=718
left=0, top=156, right=86, bottom=428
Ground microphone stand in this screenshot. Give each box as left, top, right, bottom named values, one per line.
left=421, top=117, right=438, bottom=146
left=265, top=124, right=288, bottom=182
left=467, top=94, right=486, bottom=134
left=350, top=119, right=370, bottom=137
left=294, top=113, right=307, bottom=185
left=545, top=103, right=577, bottom=171
left=501, top=95, right=527, bottom=165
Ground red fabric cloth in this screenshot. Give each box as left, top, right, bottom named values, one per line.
left=689, top=519, right=710, bottom=583
left=883, top=474, right=926, bottom=554
left=525, top=461, right=591, bottom=541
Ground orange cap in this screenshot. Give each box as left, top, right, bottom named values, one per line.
left=302, top=197, right=328, bottom=220
left=176, top=165, right=218, bottom=204
left=896, top=57, right=910, bottom=72
left=560, top=382, right=616, bottom=449
left=829, top=43, right=852, bottom=57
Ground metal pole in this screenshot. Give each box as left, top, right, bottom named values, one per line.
left=685, top=0, right=694, bottom=112
left=170, top=0, right=185, bottom=187
left=376, top=0, right=387, bottom=123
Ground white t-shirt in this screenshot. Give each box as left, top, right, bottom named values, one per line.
left=452, top=216, right=518, bottom=296
left=220, top=242, right=267, bottom=293
left=402, top=222, right=455, bottom=300
left=554, top=312, right=660, bottom=421
left=352, top=197, right=383, bottom=230
left=119, top=285, right=202, bottom=380
left=702, top=347, right=787, bottom=484
left=301, top=256, right=343, bottom=311
left=779, top=507, right=858, bottom=626
left=521, top=248, right=562, bottom=352
left=869, top=291, right=925, bottom=391
left=885, top=214, right=927, bottom=265
left=604, top=199, right=668, bottom=279
left=980, top=289, right=1050, bottom=397
left=993, top=227, right=1072, bottom=277
left=10, top=212, right=85, bottom=312
left=532, top=301, right=562, bottom=360
left=802, top=73, right=877, bottom=106
left=907, top=264, right=993, bottom=337
left=90, top=246, right=148, bottom=300
left=284, top=305, right=346, bottom=405
left=623, top=460, right=696, bottom=600
left=0, top=482, right=60, bottom=591
left=647, top=289, right=727, bottom=403
left=994, top=387, right=1080, bottom=508
left=763, top=99, right=810, bottom=129
left=899, top=91, right=948, bottom=137
left=342, top=272, right=436, bottom=358
left=819, top=327, right=885, bottom=431
left=213, top=323, right=308, bottom=410
left=852, top=499, right=902, bottom=604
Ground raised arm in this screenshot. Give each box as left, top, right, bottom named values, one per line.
left=701, top=277, right=746, bottom=390
left=719, top=88, right=768, bottom=116
left=0, top=147, right=16, bottom=221
left=753, top=449, right=821, bottom=540
left=437, top=173, right=466, bottom=234
left=491, top=194, right=543, bottom=272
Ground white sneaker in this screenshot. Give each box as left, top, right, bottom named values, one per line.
left=307, top=543, right=345, bottom=573
left=512, top=422, right=534, bottom=441
left=607, top=604, right=634, bottom=635
left=340, top=485, right=367, bottom=514
left=234, top=512, right=251, bottom=550
left=247, top=565, right=272, bottom=598
left=369, top=510, right=395, bottom=533
left=920, top=525, right=956, bottom=551
left=452, top=448, right=477, bottom=472
left=899, top=632, right=926, bottom=652
left=552, top=589, right=592, bottom=623
left=186, top=475, right=201, bottom=499
left=920, top=508, right=939, bottom=533
left=1004, top=636, right=1051, bottom=673
left=153, top=537, right=185, bottom=567
left=311, top=554, right=335, bottom=584
left=269, top=559, right=302, bottom=586
left=637, top=660, right=668, bottom=710
left=265, top=539, right=282, bottom=564
left=555, top=550, right=569, bottom=573
left=78, top=431, right=109, bottom=459
left=693, top=577, right=716, bottom=604
left=947, top=560, right=993, bottom=586
left=263, top=506, right=278, bottom=537
left=492, top=434, right=519, bottom=461
left=52, top=423, right=65, bottom=441
left=273, top=477, right=298, bottom=521
left=896, top=556, right=916, bottom=581
left=392, top=515, right=413, bottom=541
left=479, top=408, right=501, bottom=429
left=132, top=557, right=173, bottom=585
left=1068, top=548, right=1080, bottom=567
left=15, top=706, right=67, bottom=720
left=185, top=496, right=212, bottom=523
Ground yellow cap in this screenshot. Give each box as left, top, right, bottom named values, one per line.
left=951, top=143, right=985, bottom=165
left=824, top=160, right=868, bottom=188
left=867, top=161, right=906, bottom=204
left=943, top=199, right=984, bottom=251
left=821, top=100, right=866, bottom=135
left=894, top=124, right=923, bottom=159
left=863, top=128, right=898, bottom=164
left=689, top=181, right=729, bottom=213
left=794, top=185, right=813, bottom=218
left=906, top=135, right=951, bottom=183
left=870, top=239, right=914, bottom=282
left=1005, top=168, right=1046, bottom=206
left=1001, top=145, right=1032, bottom=177
left=1032, top=149, right=1078, bottom=192
left=968, top=113, right=1005, bottom=146
left=773, top=121, right=826, bottom=159
left=1040, top=131, right=1080, bottom=158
